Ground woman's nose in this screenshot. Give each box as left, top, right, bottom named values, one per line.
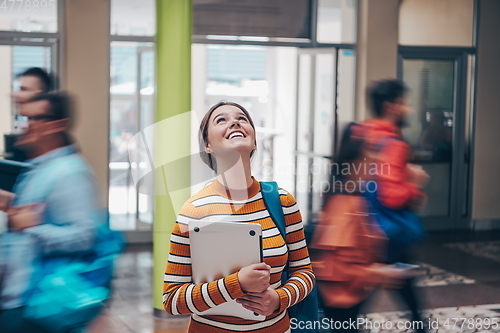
left=229, top=118, right=241, bottom=127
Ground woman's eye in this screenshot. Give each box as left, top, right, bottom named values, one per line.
left=216, top=117, right=226, bottom=123
left=239, top=116, right=247, bottom=121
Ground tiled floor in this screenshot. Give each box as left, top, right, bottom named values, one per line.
left=87, top=231, right=500, bottom=332
left=444, top=241, right=500, bottom=263
left=361, top=304, right=500, bottom=333
left=413, top=262, right=476, bottom=287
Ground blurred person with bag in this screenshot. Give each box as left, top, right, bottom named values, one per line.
left=363, top=79, right=429, bottom=332
left=310, top=122, right=405, bottom=333
left=0, top=93, right=122, bottom=333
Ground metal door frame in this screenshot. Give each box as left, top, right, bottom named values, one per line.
left=398, top=46, right=474, bottom=230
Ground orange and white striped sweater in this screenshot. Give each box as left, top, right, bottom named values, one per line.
left=163, top=178, right=315, bottom=333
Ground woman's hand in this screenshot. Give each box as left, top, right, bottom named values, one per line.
left=238, top=262, right=271, bottom=293
left=236, top=287, right=280, bottom=317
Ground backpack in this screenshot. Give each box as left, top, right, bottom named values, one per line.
left=260, top=181, right=319, bottom=333
left=18, top=155, right=125, bottom=332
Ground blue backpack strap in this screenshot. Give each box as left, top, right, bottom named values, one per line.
left=261, top=182, right=319, bottom=331
left=260, top=181, right=286, bottom=238
left=260, top=181, right=289, bottom=286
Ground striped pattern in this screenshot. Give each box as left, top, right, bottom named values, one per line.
left=163, top=179, right=315, bottom=333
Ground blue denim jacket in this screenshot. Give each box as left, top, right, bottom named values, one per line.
left=0, top=145, right=99, bottom=309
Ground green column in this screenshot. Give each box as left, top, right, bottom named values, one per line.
left=153, top=0, right=192, bottom=314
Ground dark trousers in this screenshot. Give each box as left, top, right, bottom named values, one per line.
left=323, top=302, right=363, bottom=333
left=391, top=277, right=427, bottom=333
left=389, top=250, right=427, bottom=333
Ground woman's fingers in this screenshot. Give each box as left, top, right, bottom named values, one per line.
left=236, top=299, right=261, bottom=309
left=237, top=294, right=261, bottom=302
left=241, top=304, right=263, bottom=315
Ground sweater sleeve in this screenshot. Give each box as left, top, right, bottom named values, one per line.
left=274, top=191, right=316, bottom=313
left=162, top=203, right=246, bottom=315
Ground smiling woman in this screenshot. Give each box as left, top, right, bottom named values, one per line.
left=199, top=101, right=257, bottom=175
left=162, top=101, right=316, bottom=333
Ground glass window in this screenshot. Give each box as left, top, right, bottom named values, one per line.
left=0, top=0, right=58, bottom=32
left=109, top=41, right=155, bottom=231
left=317, top=0, right=357, bottom=44
left=205, top=45, right=270, bottom=180
left=399, top=0, right=474, bottom=47
left=111, top=0, right=155, bottom=36
left=194, top=0, right=310, bottom=39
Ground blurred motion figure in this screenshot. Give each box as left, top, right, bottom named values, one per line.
left=310, top=123, right=404, bottom=333
left=0, top=92, right=104, bottom=332
left=364, top=79, right=429, bottom=333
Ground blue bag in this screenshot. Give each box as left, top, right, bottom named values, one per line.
left=260, top=181, right=319, bottom=333
left=20, top=156, right=125, bottom=332
left=24, top=217, right=124, bottom=333
left=365, top=190, right=424, bottom=251
left=365, top=136, right=426, bottom=262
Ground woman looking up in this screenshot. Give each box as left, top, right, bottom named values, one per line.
left=163, top=101, right=315, bottom=333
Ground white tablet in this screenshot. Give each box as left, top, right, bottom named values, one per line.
left=189, top=221, right=265, bottom=321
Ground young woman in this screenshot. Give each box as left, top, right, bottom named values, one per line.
left=310, top=122, right=404, bottom=333
left=163, top=101, right=315, bottom=333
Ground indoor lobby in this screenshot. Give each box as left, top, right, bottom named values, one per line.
left=1, top=0, right=500, bottom=332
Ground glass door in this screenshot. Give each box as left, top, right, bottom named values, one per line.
left=293, top=47, right=356, bottom=224
left=109, top=42, right=155, bottom=242
left=399, top=49, right=471, bottom=230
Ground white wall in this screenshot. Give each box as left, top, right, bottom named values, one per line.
left=355, top=0, right=400, bottom=120
left=399, top=0, right=474, bottom=47
left=472, top=0, right=500, bottom=220
left=63, top=0, right=110, bottom=205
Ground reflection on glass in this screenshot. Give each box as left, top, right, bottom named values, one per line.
left=403, top=59, right=455, bottom=217
left=109, top=41, right=154, bottom=231
left=313, top=53, right=334, bottom=157
left=297, top=54, right=311, bottom=153
left=111, top=0, right=155, bottom=36
left=0, top=1, right=58, bottom=32
left=317, top=0, right=357, bottom=44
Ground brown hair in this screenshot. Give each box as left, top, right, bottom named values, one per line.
left=199, top=101, right=257, bottom=172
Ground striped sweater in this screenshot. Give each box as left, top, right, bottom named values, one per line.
left=163, top=178, right=315, bottom=333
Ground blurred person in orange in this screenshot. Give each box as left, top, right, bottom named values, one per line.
left=310, top=122, right=404, bottom=333
left=0, top=92, right=101, bottom=332
left=363, top=79, right=429, bottom=333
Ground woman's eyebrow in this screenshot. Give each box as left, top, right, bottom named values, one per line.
left=213, top=112, right=227, bottom=120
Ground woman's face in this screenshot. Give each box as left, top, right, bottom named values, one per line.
left=205, top=105, right=256, bottom=159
